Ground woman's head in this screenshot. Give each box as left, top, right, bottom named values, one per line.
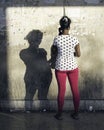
left=59, top=16, right=71, bottom=35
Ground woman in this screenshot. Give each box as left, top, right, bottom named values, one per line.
left=51, top=16, right=81, bottom=120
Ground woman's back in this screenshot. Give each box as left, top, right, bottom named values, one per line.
left=53, top=34, right=79, bottom=71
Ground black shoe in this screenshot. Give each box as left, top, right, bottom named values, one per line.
left=54, top=113, right=63, bottom=120
left=71, top=112, right=79, bottom=120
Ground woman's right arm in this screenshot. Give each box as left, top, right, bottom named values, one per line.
left=74, top=43, right=81, bottom=57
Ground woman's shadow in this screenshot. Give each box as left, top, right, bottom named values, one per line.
left=19, top=30, right=52, bottom=112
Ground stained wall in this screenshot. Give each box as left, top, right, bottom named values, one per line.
left=0, top=0, right=104, bottom=104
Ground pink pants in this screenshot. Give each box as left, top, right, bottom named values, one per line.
left=55, top=68, right=80, bottom=113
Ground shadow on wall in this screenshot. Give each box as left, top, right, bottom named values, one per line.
left=19, top=30, right=52, bottom=111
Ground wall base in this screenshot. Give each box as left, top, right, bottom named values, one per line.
left=0, top=100, right=104, bottom=112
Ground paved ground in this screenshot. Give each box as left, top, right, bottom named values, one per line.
left=0, top=111, right=104, bottom=130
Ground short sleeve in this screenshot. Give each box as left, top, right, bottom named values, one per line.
left=73, top=37, right=79, bottom=47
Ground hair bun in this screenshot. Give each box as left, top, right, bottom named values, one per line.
left=59, top=16, right=71, bottom=29
left=62, top=17, right=68, bottom=22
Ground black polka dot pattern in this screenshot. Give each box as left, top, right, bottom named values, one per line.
left=53, top=35, right=79, bottom=71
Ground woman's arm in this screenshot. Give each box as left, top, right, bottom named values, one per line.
left=48, top=45, right=58, bottom=69
left=51, top=45, right=58, bottom=58
left=74, top=43, right=81, bottom=57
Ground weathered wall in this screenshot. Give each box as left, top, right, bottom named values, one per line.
left=0, top=0, right=104, bottom=110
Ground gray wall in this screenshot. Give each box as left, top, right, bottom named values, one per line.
left=0, top=0, right=104, bottom=110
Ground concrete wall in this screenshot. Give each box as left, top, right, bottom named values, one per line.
left=0, top=0, right=104, bottom=110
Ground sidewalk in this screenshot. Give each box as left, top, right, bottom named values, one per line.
left=0, top=111, right=104, bottom=130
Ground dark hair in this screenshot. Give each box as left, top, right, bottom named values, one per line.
left=59, top=16, right=71, bottom=35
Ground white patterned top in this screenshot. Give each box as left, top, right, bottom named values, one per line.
left=53, top=34, right=79, bottom=71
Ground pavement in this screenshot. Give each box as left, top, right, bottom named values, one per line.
left=0, top=111, right=104, bottom=130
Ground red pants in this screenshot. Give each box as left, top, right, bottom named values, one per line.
left=55, top=68, right=80, bottom=113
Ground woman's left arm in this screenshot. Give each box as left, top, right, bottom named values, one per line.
left=48, top=45, right=58, bottom=68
